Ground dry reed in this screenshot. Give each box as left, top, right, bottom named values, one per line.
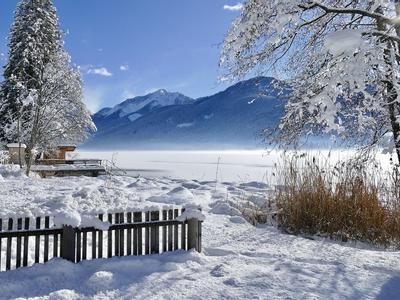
left=275, top=153, right=400, bottom=248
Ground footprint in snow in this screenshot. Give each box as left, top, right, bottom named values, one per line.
left=223, top=278, right=241, bottom=287
left=204, top=248, right=236, bottom=257
left=210, top=264, right=227, bottom=277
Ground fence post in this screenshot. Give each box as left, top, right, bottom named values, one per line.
left=61, top=226, right=76, bottom=263
left=187, top=219, right=202, bottom=252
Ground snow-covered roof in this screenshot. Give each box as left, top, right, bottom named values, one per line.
left=7, top=143, right=27, bottom=148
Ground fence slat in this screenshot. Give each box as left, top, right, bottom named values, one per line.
left=181, top=223, right=186, bottom=251
left=53, top=234, right=58, bottom=258
left=34, top=217, right=40, bottom=264
left=107, top=214, right=112, bottom=258
left=151, top=211, right=159, bottom=254
left=6, top=219, right=13, bottom=270
left=98, top=214, right=103, bottom=258
left=145, top=212, right=150, bottom=255
left=198, top=220, right=202, bottom=252
left=115, top=213, right=120, bottom=256
left=119, top=213, right=124, bottom=256
left=92, top=230, right=97, bottom=260
left=76, top=230, right=81, bottom=263
left=174, top=209, right=179, bottom=250
left=44, top=216, right=50, bottom=262
left=82, top=231, right=87, bottom=260
left=0, top=219, right=2, bottom=270
left=181, top=208, right=186, bottom=251
left=187, top=219, right=201, bottom=251
left=61, top=226, right=76, bottom=263
left=23, top=218, right=29, bottom=267
left=16, top=218, right=22, bottom=268
left=162, top=210, right=167, bottom=252
left=168, top=210, right=173, bottom=251
left=133, top=212, right=141, bottom=255
left=127, top=213, right=132, bottom=256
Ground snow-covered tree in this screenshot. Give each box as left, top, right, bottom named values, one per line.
left=0, top=0, right=95, bottom=174
left=0, top=0, right=61, bottom=144
left=24, top=50, right=96, bottom=172
left=221, top=0, right=400, bottom=161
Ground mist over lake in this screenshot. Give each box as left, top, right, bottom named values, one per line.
left=73, top=149, right=394, bottom=182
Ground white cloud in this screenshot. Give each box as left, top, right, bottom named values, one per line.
left=87, top=67, right=113, bottom=77
left=223, top=3, right=243, bottom=11
left=120, top=65, right=129, bottom=71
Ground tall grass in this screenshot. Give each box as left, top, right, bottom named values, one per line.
left=275, top=153, right=400, bottom=249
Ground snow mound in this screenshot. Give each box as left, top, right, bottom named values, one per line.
left=176, top=205, right=205, bottom=222
left=239, top=181, right=269, bottom=190
left=0, top=165, right=26, bottom=179
left=54, top=209, right=81, bottom=228
left=181, top=181, right=201, bottom=189
left=167, top=187, right=195, bottom=203
left=229, top=216, right=247, bottom=224
left=81, top=215, right=111, bottom=230
left=86, top=271, right=114, bottom=290
left=49, top=289, right=80, bottom=300
left=209, top=201, right=241, bottom=217
left=149, top=187, right=195, bottom=205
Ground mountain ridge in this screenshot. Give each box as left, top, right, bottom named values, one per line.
left=85, top=77, right=287, bottom=149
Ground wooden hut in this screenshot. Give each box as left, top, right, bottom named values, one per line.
left=6, top=143, right=26, bottom=165
left=43, top=145, right=76, bottom=161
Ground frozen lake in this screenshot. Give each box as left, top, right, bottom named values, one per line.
left=74, top=150, right=274, bottom=182
left=73, top=150, right=394, bottom=182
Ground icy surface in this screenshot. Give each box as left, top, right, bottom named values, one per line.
left=73, top=149, right=394, bottom=182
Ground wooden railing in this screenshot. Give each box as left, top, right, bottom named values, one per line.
left=0, top=208, right=202, bottom=271
left=36, top=159, right=103, bottom=166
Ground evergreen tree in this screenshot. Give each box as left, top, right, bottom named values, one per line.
left=0, top=0, right=61, bottom=144
left=0, top=0, right=95, bottom=174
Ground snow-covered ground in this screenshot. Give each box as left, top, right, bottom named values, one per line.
left=1, top=164, right=400, bottom=299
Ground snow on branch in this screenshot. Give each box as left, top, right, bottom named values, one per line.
left=221, top=0, right=400, bottom=158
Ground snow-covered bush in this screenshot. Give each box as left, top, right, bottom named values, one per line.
left=0, top=164, right=25, bottom=179
left=0, top=150, right=10, bottom=165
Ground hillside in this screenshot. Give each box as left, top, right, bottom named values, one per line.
left=85, top=77, right=287, bottom=149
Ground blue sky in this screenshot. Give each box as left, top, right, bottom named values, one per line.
left=0, top=1, right=243, bottom=112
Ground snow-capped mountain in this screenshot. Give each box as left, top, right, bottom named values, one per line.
left=85, top=77, right=287, bottom=149
left=93, top=89, right=195, bottom=133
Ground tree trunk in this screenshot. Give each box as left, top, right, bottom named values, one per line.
left=377, top=11, right=400, bottom=164
left=25, top=103, right=40, bottom=176
left=17, top=116, right=22, bottom=169
left=386, top=81, right=400, bottom=163
left=25, top=147, right=33, bottom=176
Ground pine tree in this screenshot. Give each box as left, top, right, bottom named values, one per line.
left=0, top=0, right=61, bottom=145
left=0, top=0, right=96, bottom=174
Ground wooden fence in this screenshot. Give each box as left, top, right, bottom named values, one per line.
left=0, top=208, right=202, bottom=272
